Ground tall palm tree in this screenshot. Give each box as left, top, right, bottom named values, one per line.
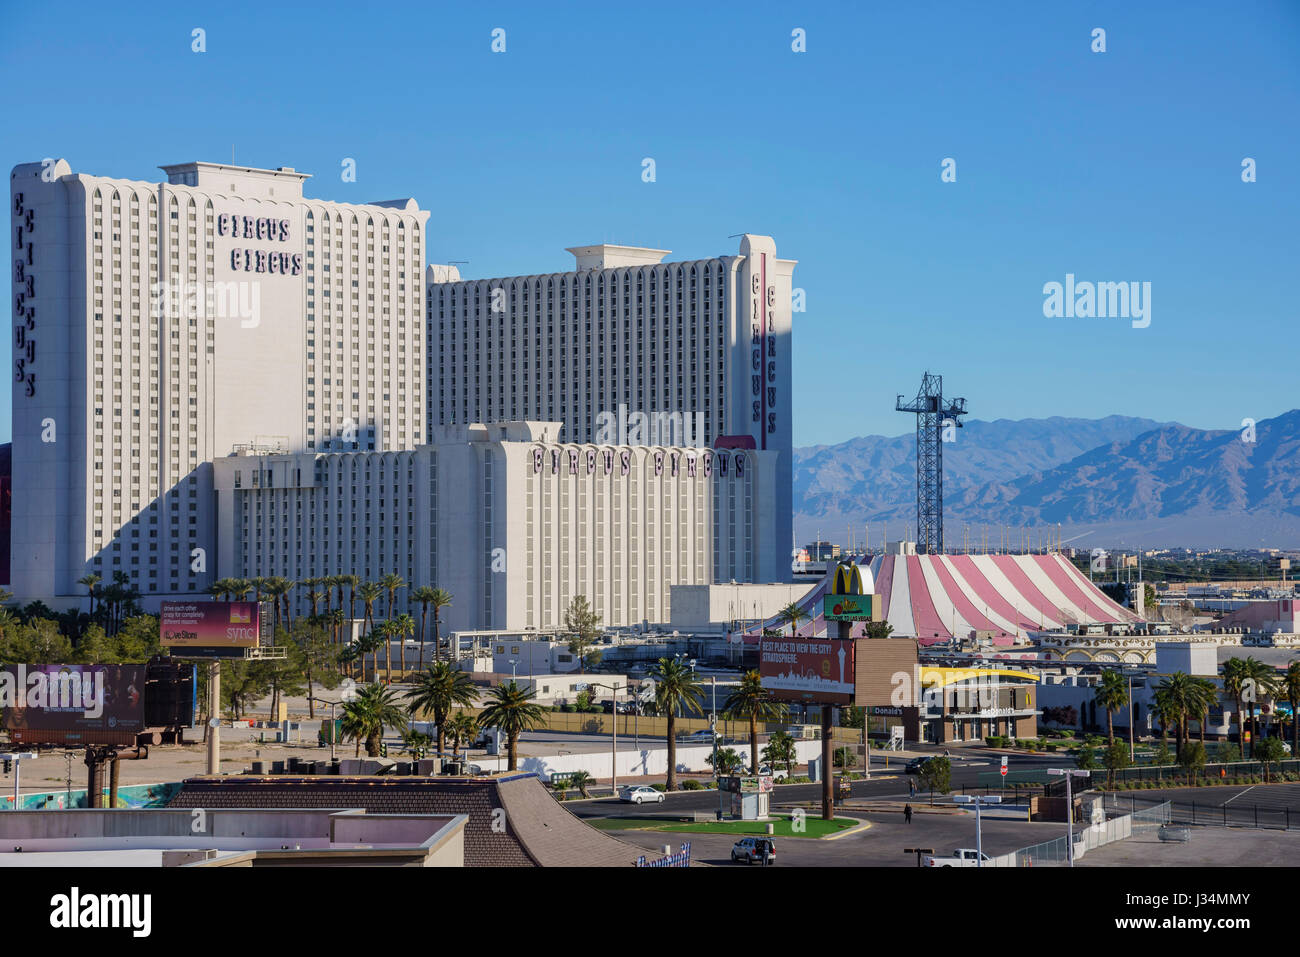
left=429, top=588, right=453, bottom=663
left=340, top=573, right=361, bottom=629
left=478, top=681, right=546, bottom=771
left=405, top=662, right=479, bottom=755
left=358, top=581, right=384, bottom=646
left=722, top=669, right=788, bottom=773
left=339, top=683, right=408, bottom=758
left=1242, top=658, right=1278, bottom=758
left=1282, top=660, right=1300, bottom=758
left=1094, top=669, right=1128, bottom=741
left=77, top=573, right=102, bottom=619
left=411, top=586, right=437, bottom=672
left=1192, top=676, right=1217, bottom=746
left=227, top=577, right=252, bottom=601
left=279, top=578, right=296, bottom=630
left=374, top=619, right=398, bottom=682
left=776, top=601, right=810, bottom=640
left=650, top=657, right=704, bottom=791
left=261, top=577, right=286, bottom=631
left=1155, top=672, right=1199, bottom=757
left=302, top=577, right=323, bottom=617
left=379, top=572, right=407, bottom=621
left=1223, top=657, right=1250, bottom=750
left=394, top=612, right=416, bottom=679
left=250, top=576, right=268, bottom=607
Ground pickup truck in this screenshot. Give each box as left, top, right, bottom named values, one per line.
left=923, top=848, right=992, bottom=867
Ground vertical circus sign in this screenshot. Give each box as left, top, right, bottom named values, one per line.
left=13, top=192, right=37, bottom=397
left=749, top=253, right=777, bottom=447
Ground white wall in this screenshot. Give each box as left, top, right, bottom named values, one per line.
left=511, top=739, right=823, bottom=782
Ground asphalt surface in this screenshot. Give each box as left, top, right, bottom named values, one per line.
left=1105, top=781, right=1300, bottom=828
left=610, top=812, right=1066, bottom=866
left=567, top=748, right=1065, bottom=819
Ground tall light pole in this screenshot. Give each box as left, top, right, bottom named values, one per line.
left=1128, top=673, right=1135, bottom=763
left=1047, top=768, right=1089, bottom=866
left=952, top=794, right=1001, bottom=866
left=590, top=682, right=623, bottom=796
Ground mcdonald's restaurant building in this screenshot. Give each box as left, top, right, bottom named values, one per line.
left=854, top=640, right=1040, bottom=745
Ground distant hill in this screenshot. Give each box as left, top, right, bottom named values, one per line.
left=793, top=412, right=1300, bottom=548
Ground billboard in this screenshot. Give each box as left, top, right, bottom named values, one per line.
left=824, top=594, right=877, bottom=621
left=160, top=601, right=261, bottom=655
left=760, top=637, right=855, bottom=703
left=0, top=664, right=145, bottom=736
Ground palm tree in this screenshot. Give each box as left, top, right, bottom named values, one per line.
left=227, top=578, right=252, bottom=601
left=379, top=572, right=407, bottom=621
left=279, top=578, right=296, bottom=630
left=568, top=770, right=594, bottom=798
left=302, top=577, right=323, bottom=617
left=776, top=601, right=810, bottom=640
left=1282, top=660, right=1300, bottom=758
left=411, top=586, right=437, bottom=672
left=1094, top=669, right=1128, bottom=741
left=405, top=662, right=478, bottom=755
left=374, top=619, right=398, bottom=682
left=650, top=657, right=704, bottom=791
left=478, top=681, right=546, bottom=771
left=1223, top=657, right=1250, bottom=750
left=339, top=683, right=408, bottom=758
left=1155, top=672, right=1200, bottom=758
left=77, top=573, right=102, bottom=619
left=429, top=588, right=453, bottom=663
left=1242, top=658, right=1278, bottom=758
left=446, top=710, right=480, bottom=758
left=722, top=669, right=788, bottom=772
left=358, top=581, right=384, bottom=647
left=355, top=629, right=384, bottom=682
left=394, top=612, right=416, bottom=679
left=261, top=577, right=286, bottom=631
left=340, top=573, right=361, bottom=629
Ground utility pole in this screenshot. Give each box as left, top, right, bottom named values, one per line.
left=206, top=660, right=221, bottom=775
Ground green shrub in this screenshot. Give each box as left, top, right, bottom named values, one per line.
left=681, top=779, right=703, bottom=791
left=651, top=783, right=667, bottom=792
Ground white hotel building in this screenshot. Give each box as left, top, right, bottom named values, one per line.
left=211, top=422, right=780, bottom=632
left=426, top=237, right=795, bottom=583
left=10, top=157, right=794, bottom=629
left=9, top=159, right=427, bottom=604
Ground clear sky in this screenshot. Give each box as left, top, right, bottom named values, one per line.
left=2, top=0, right=1297, bottom=447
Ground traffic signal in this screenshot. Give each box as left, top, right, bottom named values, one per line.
left=379, top=743, right=388, bottom=758
left=2, top=760, right=11, bottom=775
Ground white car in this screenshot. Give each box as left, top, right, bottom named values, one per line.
left=758, top=764, right=789, bottom=782
left=619, top=785, right=665, bottom=805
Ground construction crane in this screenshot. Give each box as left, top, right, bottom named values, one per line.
left=896, top=372, right=968, bottom=554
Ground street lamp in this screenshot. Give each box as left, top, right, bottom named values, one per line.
left=508, top=659, right=518, bottom=680
left=1046, top=768, right=1089, bottom=866
left=589, top=682, right=623, bottom=796
left=952, top=794, right=1001, bottom=867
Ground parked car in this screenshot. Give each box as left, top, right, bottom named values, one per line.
left=685, top=729, right=716, bottom=742
left=905, top=756, right=937, bottom=775
left=757, top=764, right=789, bottom=782
left=731, top=837, right=777, bottom=865
left=923, top=848, right=990, bottom=867
left=619, top=785, right=665, bottom=805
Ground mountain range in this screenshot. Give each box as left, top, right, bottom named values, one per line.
left=793, top=411, right=1300, bottom=548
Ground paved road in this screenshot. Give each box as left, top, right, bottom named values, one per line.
left=568, top=748, right=1061, bottom=819
left=610, top=812, right=1066, bottom=866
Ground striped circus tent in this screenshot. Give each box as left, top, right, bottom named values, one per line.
left=741, top=553, right=1140, bottom=647
left=864, top=552, right=1142, bottom=646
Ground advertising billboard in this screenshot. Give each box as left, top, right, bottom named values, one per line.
left=0, top=664, right=145, bottom=736
left=759, top=637, right=855, bottom=703
left=824, top=594, right=878, bottom=621
left=160, top=601, right=261, bottom=655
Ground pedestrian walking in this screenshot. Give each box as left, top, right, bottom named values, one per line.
left=904, top=803, right=913, bottom=824
left=909, top=779, right=916, bottom=798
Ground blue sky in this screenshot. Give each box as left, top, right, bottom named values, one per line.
left=2, top=0, right=1297, bottom=447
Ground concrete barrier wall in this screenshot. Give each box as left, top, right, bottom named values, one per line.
left=513, top=739, right=824, bottom=782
